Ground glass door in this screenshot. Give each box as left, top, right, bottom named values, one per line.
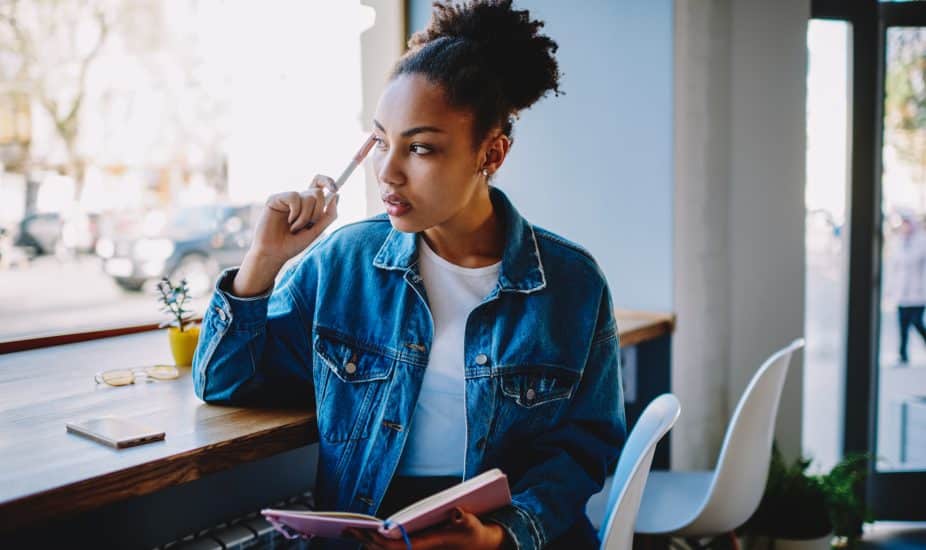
left=870, top=4, right=926, bottom=517
left=813, top=0, right=926, bottom=520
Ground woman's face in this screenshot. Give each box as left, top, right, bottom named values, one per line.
left=371, top=73, right=491, bottom=234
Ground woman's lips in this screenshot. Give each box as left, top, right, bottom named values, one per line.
left=383, top=194, right=412, bottom=217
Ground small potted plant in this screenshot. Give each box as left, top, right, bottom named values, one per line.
left=819, top=453, right=870, bottom=548
left=738, top=444, right=871, bottom=550
left=157, top=277, right=200, bottom=367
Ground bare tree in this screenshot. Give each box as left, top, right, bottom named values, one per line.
left=0, top=0, right=114, bottom=200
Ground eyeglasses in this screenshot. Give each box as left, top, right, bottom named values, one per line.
left=94, top=365, right=180, bottom=387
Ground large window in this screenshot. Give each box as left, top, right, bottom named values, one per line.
left=0, top=1, right=393, bottom=342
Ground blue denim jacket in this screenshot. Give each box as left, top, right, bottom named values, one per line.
left=192, top=187, right=625, bottom=549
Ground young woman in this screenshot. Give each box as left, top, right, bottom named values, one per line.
left=193, top=1, right=625, bottom=548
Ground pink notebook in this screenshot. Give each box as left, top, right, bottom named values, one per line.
left=261, top=468, right=511, bottom=540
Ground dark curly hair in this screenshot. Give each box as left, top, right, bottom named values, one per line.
left=392, top=0, right=563, bottom=149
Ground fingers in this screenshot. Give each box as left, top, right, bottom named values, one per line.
left=345, top=527, right=395, bottom=550
left=310, top=173, right=338, bottom=195
left=343, top=528, right=371, bottom=547
left=265, top=173, right=334, bottom=220
left=264, top=191, right=299, bottom=217
left=454, top=508, right=480, bottom=530
left=264, top=189, right=339, bottom=238
left=344, top=510, right=481, bottom=550
left=284, top=192, right=303, bottom=224
left=289, top=187, right=326, bottom=232
left=292, top=193, right=338, bottom=236
left=313, top=192, right=339, bottom=231
left=287, top=174, right=338, bottom=233
left=402, top=530, right=458, bottom=549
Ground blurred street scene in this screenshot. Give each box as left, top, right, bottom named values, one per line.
left=0, top=1, right=375, bottom=339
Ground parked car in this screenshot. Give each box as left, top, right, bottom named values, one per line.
left=14, top=210, right=102, bottom=257
left=14, top=212, right=62, bottom=256
left=96, top=204, right=258, bottom=296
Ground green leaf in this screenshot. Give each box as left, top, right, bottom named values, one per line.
left=156, top=275, right=197, bottom=325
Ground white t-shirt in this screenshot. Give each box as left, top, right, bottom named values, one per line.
left=395, top=237, right=501, bottom=477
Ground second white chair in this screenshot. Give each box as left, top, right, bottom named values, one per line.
left=634, top=338, right=805, bottom=540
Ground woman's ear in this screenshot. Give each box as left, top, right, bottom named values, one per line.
left=482, top=133, right=511, bottom=176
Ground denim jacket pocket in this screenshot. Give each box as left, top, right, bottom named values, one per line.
left=313, top=331, right=395, bottom=442
left=499, top=364, right=580, bottom=408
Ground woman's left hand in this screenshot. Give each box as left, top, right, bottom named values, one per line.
left=345, top=507, right=510, bottom=550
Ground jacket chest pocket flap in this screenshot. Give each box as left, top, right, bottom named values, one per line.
left=313, top=332, right=394, bottom=441
left=500, top=364, right=580, bottom=408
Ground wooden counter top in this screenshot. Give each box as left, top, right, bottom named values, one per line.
left=0, top=310, right=673, bottom=530
left=616, top=309, right=676, bottom=348
left=0, top=332, right=317, bottom=531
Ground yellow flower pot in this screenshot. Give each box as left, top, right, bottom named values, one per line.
left=168, top=324, right=201, bottom=367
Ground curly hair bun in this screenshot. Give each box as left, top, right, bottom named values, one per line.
left=394, top=0, right=562, bottom=143
left=408, top=0, right=562, bottom=112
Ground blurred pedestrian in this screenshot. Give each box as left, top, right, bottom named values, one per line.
left=887, top=214, right=926, bottom=365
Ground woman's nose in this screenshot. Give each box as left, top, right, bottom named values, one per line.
left=376, top=150, right=404, bottom=186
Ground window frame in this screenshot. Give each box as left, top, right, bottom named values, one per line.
left=0, top=322, right=193, bottom=354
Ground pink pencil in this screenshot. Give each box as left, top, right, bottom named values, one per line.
left=302, top=133, right=376, bottom=230
left=323, top=133, right=377, bottom=205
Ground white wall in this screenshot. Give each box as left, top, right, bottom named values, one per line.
left=406, top=0, right=676, bottom=312
left=673, top=0, right=808, bottom=468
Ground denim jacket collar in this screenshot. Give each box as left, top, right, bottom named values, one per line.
left=372, top=186, right=547, bottom=294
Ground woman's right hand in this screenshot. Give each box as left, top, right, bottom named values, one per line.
left=251, top=175, right=340, bottom=264
left=231, top=175, right=339, bottom=297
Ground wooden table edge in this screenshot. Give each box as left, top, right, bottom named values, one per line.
left=0, top=414, right=317, bottom=532
left=616, top=309, right=676, bottom=348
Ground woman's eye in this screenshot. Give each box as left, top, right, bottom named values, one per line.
left=410, top=144, right=433, bottom=155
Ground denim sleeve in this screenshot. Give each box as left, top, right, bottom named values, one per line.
left=484, top=287, right=626, bottom=549
left=192, top=258, right=316, bottom=406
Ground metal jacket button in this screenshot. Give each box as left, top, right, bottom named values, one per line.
left=345, top=362, right=357, bottom=374
left=526, top=388, right=536, bottom=401
left=475, top=354, right=488, bottom=366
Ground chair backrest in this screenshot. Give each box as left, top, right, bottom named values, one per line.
left=684, top=338, right=805, bottom=535
left=599, top=393, right=681, bottom=550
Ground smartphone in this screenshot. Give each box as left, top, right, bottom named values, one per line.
left=66, top=416, right=166, bottom=449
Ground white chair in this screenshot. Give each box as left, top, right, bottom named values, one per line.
left=634, top=338, right=805, bottom=540
left=598, top=393, right=681, bottom=550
